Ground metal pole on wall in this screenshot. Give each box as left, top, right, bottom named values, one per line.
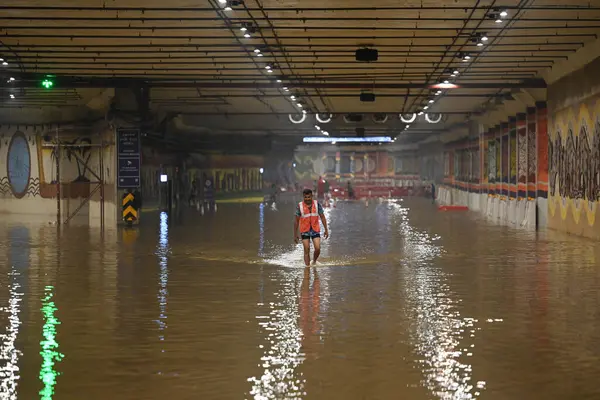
left=100, top=141, right=105, bottom=233
left=55, top=127, right=61, bottom=226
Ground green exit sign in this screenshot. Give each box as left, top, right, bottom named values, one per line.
left=42, top=79, right=53, bottom=89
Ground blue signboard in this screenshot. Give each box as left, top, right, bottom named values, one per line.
left=117, top=128, right=141, bottom=188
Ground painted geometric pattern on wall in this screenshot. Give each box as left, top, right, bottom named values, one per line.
left=527, top=120, right=537, bottom=182
left=488, top=141, right=497, bottom=182
left=549, top=100, right=600, bottom=226
left=518, top=131, right=527, bottom=184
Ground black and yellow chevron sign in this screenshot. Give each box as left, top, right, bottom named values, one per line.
left=122, top=193, right=138, bottom=222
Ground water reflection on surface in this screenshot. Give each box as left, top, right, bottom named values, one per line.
left=156, top=212, right=169, bottom=357
left=2, top=199, right=600, bottom=398
left=39, top=285, right=63, bottom=400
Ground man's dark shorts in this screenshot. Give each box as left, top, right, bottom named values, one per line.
left=301, top=229, right=321, bottom=240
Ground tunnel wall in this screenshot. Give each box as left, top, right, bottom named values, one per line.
left=546, top=56, right=600, bottom=239
left=293, top=146, right=420, bottom=188
left=0, top=126, right=94, bottom=221
left=0, top=125, right=120, bottom=226
left=436, top=102, right=548, bottom=230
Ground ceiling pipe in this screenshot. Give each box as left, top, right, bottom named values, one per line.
left=4, top=78, right=548, bottom=89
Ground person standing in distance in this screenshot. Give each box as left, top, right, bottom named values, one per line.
left=294, top=189, right=329, bottom=266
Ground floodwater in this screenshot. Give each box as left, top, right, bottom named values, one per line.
left=2, top=198, right=600, bottom=400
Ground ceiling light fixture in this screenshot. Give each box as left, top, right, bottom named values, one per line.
left=477, top=42, right=484, bottom=47
left=290, top=95, right=296, bottom=100
left=8, top=77, right=15, bottom=82
left=10, top=94, right=15, bottom=99
left=244, top=32, right=251, bottom=38
left=436, top=91, right=442, bottom=95
left=481, top=35, right=489, bottom=42
left=443, top=80, right=450, bottom=84
left=429, top=99, right=434, bottom=103
left=406, top=125, right=410, bottom=129
left=257, top=53, right=263, bottom=57
left=297, top=103, right=303, bottom=108
left=2, top=61, right=7, bottom=66
left=302, top=110, right=307, bottom=114
left=453, top=70, right=459, bottom=75
left=253, top=48, right=260, bottom=53
left=418, top=111, right=424, bottom=116
left=500, top=10, right=508, bottom=17
left=315, top=125, right=321, bottom=130
left=283, top=87, right=289, bottom=91
left=424, top=106, right=429, bottom=110
left=276, top=79, right=282, bottom=83
left=219, top=0, right=226, bottom=3
left=323, top=131, right=329, bottom=136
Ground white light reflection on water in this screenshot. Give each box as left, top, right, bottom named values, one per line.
left=156, top=212, right=170, bottom=348
left=388, top=201, right=488, bottom=399
left=0, top=269, right=23, bottom=399
left=258, top=203, right=265, bottom=257
left=247, top=269, right=307, bottom=399
left=249, top=205, right=335, bottom=399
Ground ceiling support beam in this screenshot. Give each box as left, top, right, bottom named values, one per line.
left=5, top=77, right=547, bottom=90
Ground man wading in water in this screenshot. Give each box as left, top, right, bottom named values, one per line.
left=294, top=189, right=329, bottom=266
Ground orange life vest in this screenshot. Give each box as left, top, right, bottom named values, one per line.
left=299, top=200, right=321, bottom=233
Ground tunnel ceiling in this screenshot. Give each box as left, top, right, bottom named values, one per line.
left=1, top=1, right=600, bottom=142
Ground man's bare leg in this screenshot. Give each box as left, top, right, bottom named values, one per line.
left=312, top=237, right=321, bottom=264
left=302, top=239, right=311, bottom=267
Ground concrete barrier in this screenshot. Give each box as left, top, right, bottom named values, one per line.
left=437, top=185, right=537, bottom=230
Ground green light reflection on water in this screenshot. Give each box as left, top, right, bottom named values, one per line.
left=39, top=286, right=64, bottom=400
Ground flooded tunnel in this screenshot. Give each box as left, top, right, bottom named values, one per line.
left=2, top=1, right=600, bottom=399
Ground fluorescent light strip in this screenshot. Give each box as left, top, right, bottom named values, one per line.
left=303, top=136, right=392, bottom=143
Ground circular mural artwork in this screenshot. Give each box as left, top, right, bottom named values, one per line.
left=6, top=131, right=31, bottom=199
left=325, top=156, right=336, bottom=173
left=354, top=159, right=363, bottom=173
left=367, top=158, right=376, bottom=172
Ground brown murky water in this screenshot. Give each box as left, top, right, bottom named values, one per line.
left=2, top=198, right=600, bottom=399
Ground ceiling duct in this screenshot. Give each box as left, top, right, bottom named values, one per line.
left=399, top=113, right=417, bottom=123
left=425, top=113, right=443, bottom=124
left=288, top=113, right=307, bottom=124
left=372, top=113, right=388, bottom=124
left=316, top=113, right=333, bottom=123
left=360, top=92, right=376, bottom=102
left=344, top=113, right=363, bottom=123
left=355, top=48, right=378, bottom=62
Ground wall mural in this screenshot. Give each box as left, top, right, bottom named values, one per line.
left=518, top=128, right=527, bottom=185
left=0, top=129, right=98, bottom=200
left=443, top=152, right=450, bottom=177
left=501, top=136, right=508, bottom=183
left=488, top=141, right=497, bottom=183
left=495, top=138, right=501, bottom=182
left=471, top=148, right=480, bottom=183
left=549, top=99, right=600, bottom=230
left=527, top=115, right=537, bottom=197
left=1, top=130, right=40, bottom=198
left=510, top=134, right=517, bottom=184
left=294, top=152, right=325, bottom=182
left=39, top=136, right=94, bottom=198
